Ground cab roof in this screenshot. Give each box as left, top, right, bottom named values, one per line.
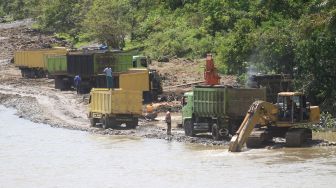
left=278, top=92, right=304, bottom=96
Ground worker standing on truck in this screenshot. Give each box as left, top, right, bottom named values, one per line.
left=165, top=111, right=172, bottom=135
left=74, top=75, right=81, bottom=94
left=103, top=67, right=113, bottom=89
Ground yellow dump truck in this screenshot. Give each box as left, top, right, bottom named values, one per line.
left=119, top=68, right=162, bottom=103
left=88, top=88, right=142, bottom=129
left=119, top=69, right=150, bottom=91
left=14, top=48, right=67, bottom=78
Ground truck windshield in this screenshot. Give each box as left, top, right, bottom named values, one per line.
left=140, top=58, right=148, bottom=67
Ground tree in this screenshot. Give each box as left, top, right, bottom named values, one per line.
left=83, top=0, right=131, bottom=49
left=252, top=20, right=296, bottom=75
left=294, top=2, right=336, bottom=115
left=215, top=18, right=256, bottom=74
left=0, top=0, right=40, bottom=19
left=37, top=0, right=90, bottom=42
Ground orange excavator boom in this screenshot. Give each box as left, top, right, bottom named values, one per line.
left=204, top=54, right=221, bottom=85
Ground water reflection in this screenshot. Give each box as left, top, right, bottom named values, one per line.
left=1, top=105, right=336, bottom=188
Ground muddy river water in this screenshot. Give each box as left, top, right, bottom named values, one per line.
left=1, top=105, right=336, bottom=188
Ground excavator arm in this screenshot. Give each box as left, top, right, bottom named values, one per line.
left=228, top=101, right=278, bottom=152
left=204, top=54, right=221, bottom=85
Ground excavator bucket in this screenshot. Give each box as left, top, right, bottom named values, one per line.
left=229, top=135, right=241, bottom=152
left=228, top=111, right=254, bottom=152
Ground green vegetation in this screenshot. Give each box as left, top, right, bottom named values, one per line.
left=1, top=0, right=335, bottom=116
left=0, top=0, right=42, bottom=20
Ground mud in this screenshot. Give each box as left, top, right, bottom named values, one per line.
left=0, top=20, right=335, bottom=149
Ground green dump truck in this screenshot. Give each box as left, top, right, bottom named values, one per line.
left=45, top=54, right=67, bottom=79
left=181, top=86, right=266, bottom=140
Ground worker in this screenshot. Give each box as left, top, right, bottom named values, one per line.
left=165, top=111, right=172, bottom=135
left=74, top=75, right=81, bottom=94
left=147, top=103, right=154, bottom=113
left=103, top=67, right=113, bottom=89
left=145, top=103, right=157, bottom=121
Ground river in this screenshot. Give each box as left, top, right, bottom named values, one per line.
left=1, top=105, right=336, bottom=188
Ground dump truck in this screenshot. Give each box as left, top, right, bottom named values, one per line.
left=47, top=50, right=136, bottom=91
left=88, top=88, right=142, bottom=129
left=45, top=52, right=162, bottom=102
left=182, top=86, right=266, bottom=140
left=65, top=50, right=134, bottom=91
left=120, top=68, right=163, bottom=103
left=44, top=54, right=67, bottom=80
left=49, top=51, right=159, bottom=93
left=45, top=54, right=71, bottom=89
left=45, top=55, right=67, bottom=76
left=229, top=92, right=320, bottom=152
left=119, top=69, right=152, bottom=103
left=14, top=48, right=67, bottom=78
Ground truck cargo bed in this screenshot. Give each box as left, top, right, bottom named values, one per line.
left=193, top=86, right=266, bottom=118
left=89, top=88, right=142, bottom=116
left=14, top=48, right=67, bottom=69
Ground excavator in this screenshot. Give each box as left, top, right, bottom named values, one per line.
left=229, top=92, right=320, bottom=152
left=204, top=54, right=221, bottom=85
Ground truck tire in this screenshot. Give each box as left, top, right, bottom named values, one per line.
left=212, top=124, right=221, bottom=140
left=126, top=118, right=138, bottom=129
left=102, top=116, right=111, bottom=129
left=21, top=69, right=26, bottom=78
left=184, top=119, right=194, bottom=136
left=110, top=118, right=118, bottom=128
left=90, top=118, right=98, bottom=127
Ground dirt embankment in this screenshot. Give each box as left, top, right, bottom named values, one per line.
left=0, top=19, right=67, bottom=62
left=0, top=76, right=227, bottom=146
left=0, top=20, right=335, bottom=148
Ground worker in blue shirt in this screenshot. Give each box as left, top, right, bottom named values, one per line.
left=74, top=75, right=81, bottom=94
left=103, top=67, right=113, bottom=89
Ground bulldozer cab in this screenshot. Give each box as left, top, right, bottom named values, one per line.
left=276, top=92, right=310, bottom=123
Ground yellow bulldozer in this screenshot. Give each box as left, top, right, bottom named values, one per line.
left=229, top=92, right=320, bottom=152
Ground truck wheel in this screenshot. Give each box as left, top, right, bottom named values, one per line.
left=126, top=118, right=138, bottom=129
left=102, top=116, right=111, bottom=129
left=21, top=69, right=26, bottom=78
left=126, top=122, right=136, bottom=129
left=90, top=118, right=98, bottom=127
left=184, top=119, right=194, bottom=136
left=212, top=124, right=221, bottom=140
left=110, top=118, right=118, bottom=128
